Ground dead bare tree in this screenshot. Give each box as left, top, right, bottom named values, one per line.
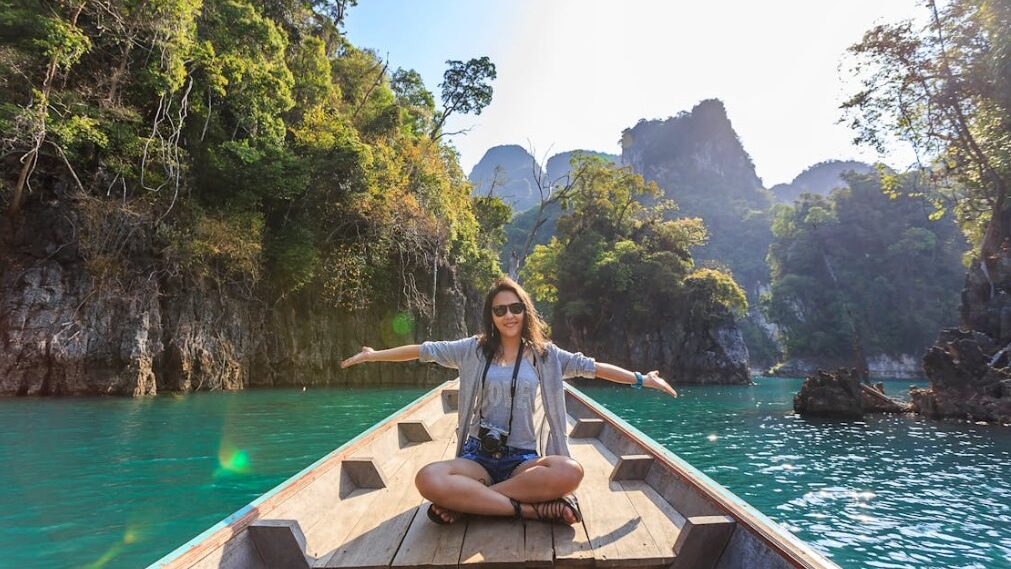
left=509, top=146, right=593, bottom=280
left=9, top=0, right=87, bottom=217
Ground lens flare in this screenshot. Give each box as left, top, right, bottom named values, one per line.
left=215, top=443, right=252, bottom=478
left=392, top=312, right=415, bottom=336
left=83, top=524, right=146, bottom=569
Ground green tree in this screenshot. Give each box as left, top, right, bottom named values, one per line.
left=391, top=68, right=436, bottom=137
left=430, top=56, right=496, bottom=140
left=0, top=0, right=504, bottom=322
left=842, top=0, right=1011, bottom=259
left=764, top=171, right=967, bottom=365
left=522, top=157, right=743, bottom=346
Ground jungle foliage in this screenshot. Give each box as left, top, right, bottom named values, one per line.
left=521, top=156, right=746, bottom=342
left=0, top=0, right=505, bottom=313
left=764, top=171, right=967, bottom=362
left=842, top=0, right=1011, bottom=259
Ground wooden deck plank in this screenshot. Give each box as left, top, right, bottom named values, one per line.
left=459, top=516, right=525, bottom=568
left=302, top=407, right=458, bottom=559
left=551, top=517, right=595, bottom=567
left=569, top=439, right=667, bottom=567
left=391, top=430, right=465, bottom=569
left=389, top=503, right=467, bottom=569
left=617, top=480, right=685, bottom=562
left=302, top=453, right=413, bottom=559
left=523, top=520, right=555, bottom=567
left=554, top=416, right=596, bottom=566
left=317, top=415, right=457, bottom=568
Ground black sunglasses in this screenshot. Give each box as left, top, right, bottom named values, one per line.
left=492, top=302, right=525, bottom=317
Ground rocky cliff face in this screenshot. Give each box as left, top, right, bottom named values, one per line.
left=560, top=308, right=751, bottom=385
left=620, top=99, right=773, bottom=300
left=915, top=328, right=1011, bottom=423
left=621, top=99, right=767, bottom=209
left=909, top=252, right=1011, bottom=423
left=467, top=145, right=541, bottom=213
left=0, top=195, right=472, bottom=396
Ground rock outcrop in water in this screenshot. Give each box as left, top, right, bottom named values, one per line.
left=794, top=369, right=911, bottom=417
left=562, top=306, right=751, bottom=386
left=0, top=194, right=471, bottom=396
left=915, top=328, right=1011, bottom=423
left=794, top=369, right=865, bottom=418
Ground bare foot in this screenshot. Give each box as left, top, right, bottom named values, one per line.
left=429, top=504, right=462, bottom=524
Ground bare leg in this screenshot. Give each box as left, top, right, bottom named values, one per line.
left=493, top=456, right=583, bottom=524
left=415, top=458, right=514, bottom=521
left=416, top=455, right=584, bottom=524
left=492, top=455, right=583, bottom=503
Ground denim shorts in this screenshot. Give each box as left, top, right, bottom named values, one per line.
left=459, top=436, right=539, bottom=484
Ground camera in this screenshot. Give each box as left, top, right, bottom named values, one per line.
left=478, top=420, right=509, bottom=454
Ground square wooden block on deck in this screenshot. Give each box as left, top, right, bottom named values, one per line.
left=610, top=454, right=654, bottom=482
left=442, top=388, right=459, bottom=412
left=342, top=457, right=387, bottom=490
left=248, top=519, right=312, bottom=569
left=569, top=418, right=604, bottom=439
left=398, top=420, right=434, bottom=443
left=671, top=515, right=736, bottom=569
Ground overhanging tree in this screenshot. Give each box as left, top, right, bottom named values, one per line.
left=841, top=0, right=1011, bottom=260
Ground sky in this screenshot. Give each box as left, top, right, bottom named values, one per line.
left=345, top=0, right=925, bottom=187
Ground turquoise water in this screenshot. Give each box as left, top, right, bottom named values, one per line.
left=0, top=387, right=428, bottom=569
left=577, top=378, right=1011, bottom=569
left=1, top=379, right=1009, bottom=568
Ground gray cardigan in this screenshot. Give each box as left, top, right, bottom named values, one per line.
left=419, top=336, right=597, bottom=458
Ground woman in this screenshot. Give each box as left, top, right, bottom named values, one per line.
left=341, top=276, right=678, bottom=525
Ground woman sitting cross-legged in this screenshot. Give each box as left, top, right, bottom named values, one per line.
left=340, top=276, right=679, bottom=525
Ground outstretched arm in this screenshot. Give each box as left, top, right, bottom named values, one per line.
left=595, top=362, right=679, bottom=398
left=341, top=345, right=421, bottom=368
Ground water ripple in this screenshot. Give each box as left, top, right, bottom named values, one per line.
left=577, top=377, right=1011, bottom=569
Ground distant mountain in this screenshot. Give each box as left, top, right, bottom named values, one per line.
left=770, top=160, right=875, bottom=203
left=468, top=147, right=618, bottom=275
left=621, top=98, right=773, bottom=297
left=545, top=150, right=619, bottom=182
left=467, top=145, right=541, bottom=212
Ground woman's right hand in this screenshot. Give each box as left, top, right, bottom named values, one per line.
left=341, top=346, right=375, bottom=368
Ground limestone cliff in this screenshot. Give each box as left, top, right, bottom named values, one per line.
left=912, top=255, right=1011, bottom=423
left=769, top=160, right=874, bottom=204
left=0, top=194, right=472, bottom=396
left=467, top=145, right=541, bottom=213
left=558, top=301, right=751, bottom=386
left=620, top=99, right=773, bottom=300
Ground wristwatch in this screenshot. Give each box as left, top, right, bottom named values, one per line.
left=632, top=372, right=644, bottom=390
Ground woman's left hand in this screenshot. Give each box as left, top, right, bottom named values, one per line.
left=644, top=370, right=678, bottom=398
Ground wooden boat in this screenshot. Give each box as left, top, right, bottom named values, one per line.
left=149, top=381, right=841, bottom=569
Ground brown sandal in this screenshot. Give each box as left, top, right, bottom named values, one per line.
left=531, top=495, right=582, bottom=524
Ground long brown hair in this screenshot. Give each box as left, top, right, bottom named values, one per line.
left=478, top=276, right=549, bottom=361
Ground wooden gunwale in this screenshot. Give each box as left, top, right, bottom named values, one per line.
left=152, top=379, right=838, bottom=569
left=564, top=384, right=836, bottom=569
left=152, top=382, right=453, bottom=569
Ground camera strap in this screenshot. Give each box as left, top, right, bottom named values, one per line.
left=478, top=340, right=525, bottom=437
